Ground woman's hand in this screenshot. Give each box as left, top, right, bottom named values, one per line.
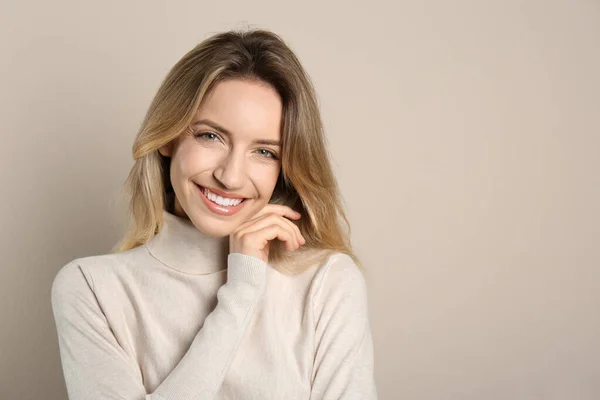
left=229, top=204, right=306, bottom=263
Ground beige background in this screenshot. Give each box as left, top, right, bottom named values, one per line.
left=1, top=0, right=599, bottom=398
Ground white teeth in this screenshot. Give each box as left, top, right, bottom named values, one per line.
left=202, top=187, right=243, bottom=207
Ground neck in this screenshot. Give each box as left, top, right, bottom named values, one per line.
left=146, top=209, right=230, bottom=275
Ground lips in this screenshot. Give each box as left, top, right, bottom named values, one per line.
left=196, top=184, right=247, bottom=204
left=196, top=183, right=249, bottom=216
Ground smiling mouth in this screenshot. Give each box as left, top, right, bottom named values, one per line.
left=196, top=184, right=248, bottom=207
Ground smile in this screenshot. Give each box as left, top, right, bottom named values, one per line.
left=196, top=184, right=248, bottom=216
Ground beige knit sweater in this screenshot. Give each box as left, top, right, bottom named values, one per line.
left=51, top=209, right=377, bottom=399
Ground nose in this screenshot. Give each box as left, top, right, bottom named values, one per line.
left=213, top=149, right=246, bottom=190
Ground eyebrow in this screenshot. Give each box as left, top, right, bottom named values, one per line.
left=192, top=119, right=281, bottom=147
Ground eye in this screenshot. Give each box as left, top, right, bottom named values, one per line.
left=193, top=132, right=220, bottom=141
left=257, top=149, right=279, bottom=160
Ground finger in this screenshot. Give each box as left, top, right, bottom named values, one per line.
left=252, top=204, right=301, bottom=221
left=237, top=214, right=300, bottom=250
left=277, top=213, right=306, bottom=245
left=238, top=215, right=300, bottom=250
left=244, top=211, right=305, bottom=245
left=237, top=205, right=301, bottom=234
left=246, top=224, right=297, bottom=252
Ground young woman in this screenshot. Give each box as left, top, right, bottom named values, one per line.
left=51, top=29, right=377, bottom=399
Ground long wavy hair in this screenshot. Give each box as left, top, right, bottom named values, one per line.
left=111, top=29, right=362, bottom=274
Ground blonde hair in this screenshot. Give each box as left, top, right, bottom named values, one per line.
left=111, top=29, right=362, bottom=274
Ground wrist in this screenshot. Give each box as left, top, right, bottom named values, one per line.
left=227, top=253, right=268, bottom=287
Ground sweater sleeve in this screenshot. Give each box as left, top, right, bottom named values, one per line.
left=309, top=254, right=378, bottom=400
left=51, top=252, right=266, bottom=400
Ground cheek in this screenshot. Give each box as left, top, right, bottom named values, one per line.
left=172, top=147, right=218, bottom=179
left=248, top=165, right=281, bottom=196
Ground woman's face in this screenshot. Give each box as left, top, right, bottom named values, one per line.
left=159, top=78, right=283, bottom=237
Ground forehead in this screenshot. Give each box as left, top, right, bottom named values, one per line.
left=195, top=79, right=283, bottom=140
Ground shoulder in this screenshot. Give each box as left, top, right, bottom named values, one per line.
left=313, top=252, right=366, bottom=291
left=51, top=246, right=147, bottom=309
left=309, top=252, right=369, bottom=310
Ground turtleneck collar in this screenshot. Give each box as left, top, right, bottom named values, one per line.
left=145, top=209, right=229, bottom=275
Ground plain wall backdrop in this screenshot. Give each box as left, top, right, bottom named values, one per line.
left=1, top=0, right=599, bottom=398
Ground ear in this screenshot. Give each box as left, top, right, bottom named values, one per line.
left=158, top=142, right=173, bottom=157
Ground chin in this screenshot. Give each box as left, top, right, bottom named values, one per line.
left=188, top=215, right=231, bottom=237
left=197, top=213, right=239, bottom=236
